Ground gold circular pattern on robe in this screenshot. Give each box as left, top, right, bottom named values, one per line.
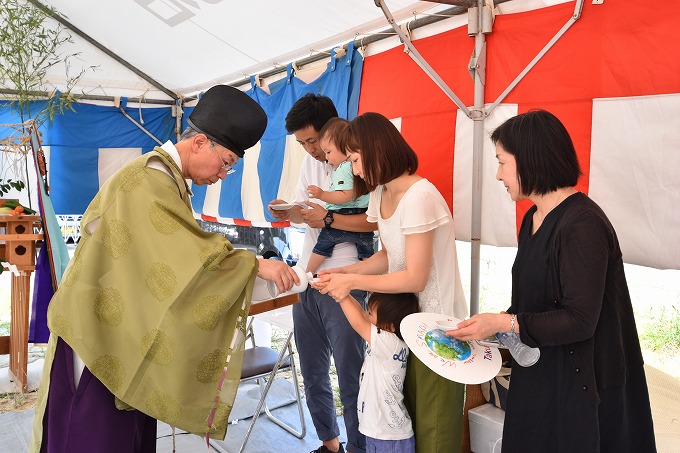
left=192, top=295, right=230, bottom=331
left=146, top=262, right=177, bottom=302
left=141, top=329, right=175, bottom=365
left=86, top=191, right=102, bottom=216
left=50, top=315, right=73, bottom=342
left=94, top=287, right=125, bottom=326
left=61, top=254, right=82, bottom=287
left=90, top=354, right=126, bottom=393
left=119, top=161, right=146, bottom=192
left=196, top=349, right=227, bottom=383
left=103, top=219, right=132, bottom=259
left=209, top=401, right=233, bottom=433
left=199, top=243, right=226, bottom=271
left=149, top=201, right=181, bottom=235
left=146, top=390, right=182, bottom=425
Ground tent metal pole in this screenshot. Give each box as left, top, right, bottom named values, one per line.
left=113, top=99, right=163, bottom=146
left=486, top=0, right=585, bottom=115
left=374, top=0, right=471, bottom=116
left=26, top=0, right=178, bottom=101
left=0, top=88, right=175, bottom=106
left=374, top=0, right=497, bottom=315
left=469, top=0, right=488, bottom=316
left=228, top=1, right=514, bottom=90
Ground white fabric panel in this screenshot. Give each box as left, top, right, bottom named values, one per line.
left=277, top=135, right=307, bottom=202
left=241, top=141, right=265, bottom=222
left=590, top=94, right=680, bottom=270
left=496, top=0, right=571, bottom=14
left=201, top=179, right=222, bottom=218
left=0, top=143, right=40, bottom=210
left=98, top=148, right=142, bottom=187
left=390, top=117, right=402, bottom=131
left=453, top=104, right=518, bottom=247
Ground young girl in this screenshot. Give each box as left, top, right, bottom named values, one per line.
left=335, top=292, right=419, bottom=453
left=314, top=112, right=468, bottom=453
left=305, top=117, right=374, bottom=274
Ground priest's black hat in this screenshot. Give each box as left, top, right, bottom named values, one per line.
left=187, top=85, right=267, bottom=157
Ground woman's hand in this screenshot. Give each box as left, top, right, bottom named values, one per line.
left=448, top=313, right=505, bottom=341
left=317, top=266, right=349, bottom=276
left=312, top=272, right=355, bottom=301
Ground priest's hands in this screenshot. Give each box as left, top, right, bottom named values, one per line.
left=257, top=258, right=299, bottom=295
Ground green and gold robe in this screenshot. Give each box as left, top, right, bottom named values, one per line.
left=30, top=148, right=257, bottom=451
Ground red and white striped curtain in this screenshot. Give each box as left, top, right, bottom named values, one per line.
left=358, top=0, right=680, bottom=270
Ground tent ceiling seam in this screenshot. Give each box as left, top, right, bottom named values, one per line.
left=26, top=0, right=178, bottom=102
left=227, top=0, right=514, bottom=90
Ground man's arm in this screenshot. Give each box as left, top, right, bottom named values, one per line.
left=301, top=202, right=376, bottom=232
left=268, top=200, right=303, bottom=224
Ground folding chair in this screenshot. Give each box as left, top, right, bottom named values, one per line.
left=213, top=318, right=306, bottom=453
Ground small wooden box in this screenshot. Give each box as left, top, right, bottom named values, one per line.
left=0, top=215, right=42, bottom=266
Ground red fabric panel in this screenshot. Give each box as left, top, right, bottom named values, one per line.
left=400, top=111, right=457, bottom=212
left=358, top=25, right=474, bottom=117
left=359, top=0, right=679, bottom=239
left=486, top=0, right=680, bottom=103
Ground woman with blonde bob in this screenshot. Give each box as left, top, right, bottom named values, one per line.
left=314, top=112, right=468, bottom=453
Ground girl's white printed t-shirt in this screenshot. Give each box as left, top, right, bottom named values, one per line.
left=357, top=324, right=413, bottom=440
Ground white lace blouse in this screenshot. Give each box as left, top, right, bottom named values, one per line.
left=367, top=179, right=468, bottom=318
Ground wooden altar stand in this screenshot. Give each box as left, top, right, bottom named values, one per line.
left=0, top=214, right=43, bottom=393
left=248, top=293, right=300, bottom=316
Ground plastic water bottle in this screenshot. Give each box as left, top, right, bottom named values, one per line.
left=252, top=263, right=313, bottom=301
left=265, top=264, right=314, bottom=298
left=496, top=332, right=540, bottom=367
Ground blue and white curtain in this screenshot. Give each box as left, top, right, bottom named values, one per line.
left=0, top=43, right=362, bottom=225
left=190, top=44, right=363, bottom=226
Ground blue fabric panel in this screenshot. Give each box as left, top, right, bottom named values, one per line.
left=50, top=146, right=100, bottom=214
left=218, top=49, right=363, bottom=222
left=0, top=101, right=43, bottom=139
left=44, top=102, right=175, bottom=149
left=46, top=103, right=174, bottom=214
left=1, top=101, right=176, bottom=214
left=186, top=48, right=363, bottom=221
left=255, top=48, right=363, bottom=222
left=219, top=162, right=244, bottom=217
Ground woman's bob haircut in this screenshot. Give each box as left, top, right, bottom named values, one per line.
left=345, top=112, right=418, bottom=192
left=490, top=109, right=582, bottom=196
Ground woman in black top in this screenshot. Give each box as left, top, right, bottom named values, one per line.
left=451, top=110, right=656, bottom=452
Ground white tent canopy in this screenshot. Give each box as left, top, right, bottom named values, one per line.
left=1, top=0, right=678, bottom=277
left=27, top=0, right=472, bottom=100
left=15, top=0, right=574, bottom=99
